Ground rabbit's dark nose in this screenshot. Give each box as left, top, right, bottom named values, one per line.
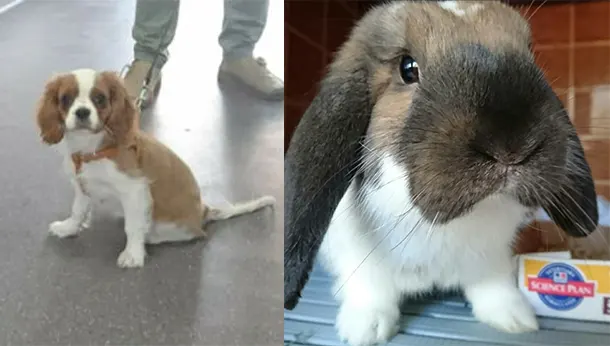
left=471, top=137, right=544, bottom=166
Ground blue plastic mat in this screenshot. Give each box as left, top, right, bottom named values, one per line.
left=284, top=266, right=610, bottom=346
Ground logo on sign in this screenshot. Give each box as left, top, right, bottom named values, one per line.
left=528, top=263, right=596, bottom=311
left=553, top=271, right=568, bottom=284
left=604, top=297, right=610, bottom=315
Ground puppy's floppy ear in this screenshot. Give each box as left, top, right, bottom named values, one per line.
left=284, top=52, right=373, bottom=309
left=542, top=131, right=598, bottom=237
left=36, top=75, right=64, bottom=145
left=100, top=71, right=137, bottom=143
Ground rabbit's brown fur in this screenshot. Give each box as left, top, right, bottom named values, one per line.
left=285, top=2, right=598, bottom=330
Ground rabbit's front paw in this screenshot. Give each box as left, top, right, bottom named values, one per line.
left=467, top=281, right=539, bottom=333
left=336, top=303, right=400, bottom=346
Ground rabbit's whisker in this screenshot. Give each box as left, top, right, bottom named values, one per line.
left=522, top=0, right=536, bottom=19
left=332, top=188, right=426, bottom=297
left=534, top=179, right=598, bottom=242
left=335, top=167, right=446, bottom=294
left=291, top=137, right=369, bottom=226
left=526, top=0, right=549, bottom=21
left=389, top=171, right=446, bottom=254
left=425, top=212, right=439, bottom=241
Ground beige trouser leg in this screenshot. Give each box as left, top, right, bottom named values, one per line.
left=219, top=0, right=269, bottom=61
left=132, top=0, right=180, bottom=68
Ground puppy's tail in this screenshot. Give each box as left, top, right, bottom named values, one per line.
left=205, top=195, right=275, bottom=222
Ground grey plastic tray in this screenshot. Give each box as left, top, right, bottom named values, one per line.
left=284, top=266, right=610, bottom=346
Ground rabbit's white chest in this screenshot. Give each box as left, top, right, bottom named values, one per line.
left=320, top=155, right=530, bottom=294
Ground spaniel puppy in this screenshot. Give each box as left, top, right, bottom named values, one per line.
left=36, top=68, right=275, bottom=268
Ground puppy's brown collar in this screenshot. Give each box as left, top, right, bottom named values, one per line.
left=71, top=147, right=119, bottom=173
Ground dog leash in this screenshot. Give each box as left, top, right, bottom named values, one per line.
left=120, top=3, right=179, bottom=110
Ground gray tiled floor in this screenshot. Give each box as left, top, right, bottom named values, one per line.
left=0, top=0, right=283, bottom=345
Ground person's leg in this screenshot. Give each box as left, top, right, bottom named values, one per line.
left=124, top=0, right=180, bottom=104
left=219, top=0, right=268, bottom=60
left=218, top=0, right=283, bottom=101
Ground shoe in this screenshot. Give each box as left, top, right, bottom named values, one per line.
left=121, top=60, right=162, bottom=109
left=218, top=56, right=284, bottom=101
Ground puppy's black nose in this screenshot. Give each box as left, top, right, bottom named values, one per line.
left=75, top=107, right=90, bottom=120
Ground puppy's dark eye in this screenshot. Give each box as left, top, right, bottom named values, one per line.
left=399, top=56, right=419, bottom=84
left=60, top=94, right=73, bottom=109
left=93, top=94, right=107, bottom=107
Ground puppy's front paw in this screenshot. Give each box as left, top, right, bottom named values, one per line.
left=49, top=219, right=81, bottom=238
left=468, top=283, right=538, bottom=333
left=336, top=303, right=400, bottom=346
left=81, top=210, right=93, bottom=229
left=117, top=246, right=146, bottom=268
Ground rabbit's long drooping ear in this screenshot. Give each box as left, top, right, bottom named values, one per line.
left=284, top=54, right=372, bottom=309
left=542, top=131, right=598, bottom=237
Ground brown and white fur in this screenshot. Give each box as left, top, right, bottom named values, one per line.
left=36, top=68, right=274, bottom=268
left=284, top=1, right=599, bottom=346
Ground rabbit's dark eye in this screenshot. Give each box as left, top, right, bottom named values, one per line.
left=399, top=56, right=419, bottom=84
